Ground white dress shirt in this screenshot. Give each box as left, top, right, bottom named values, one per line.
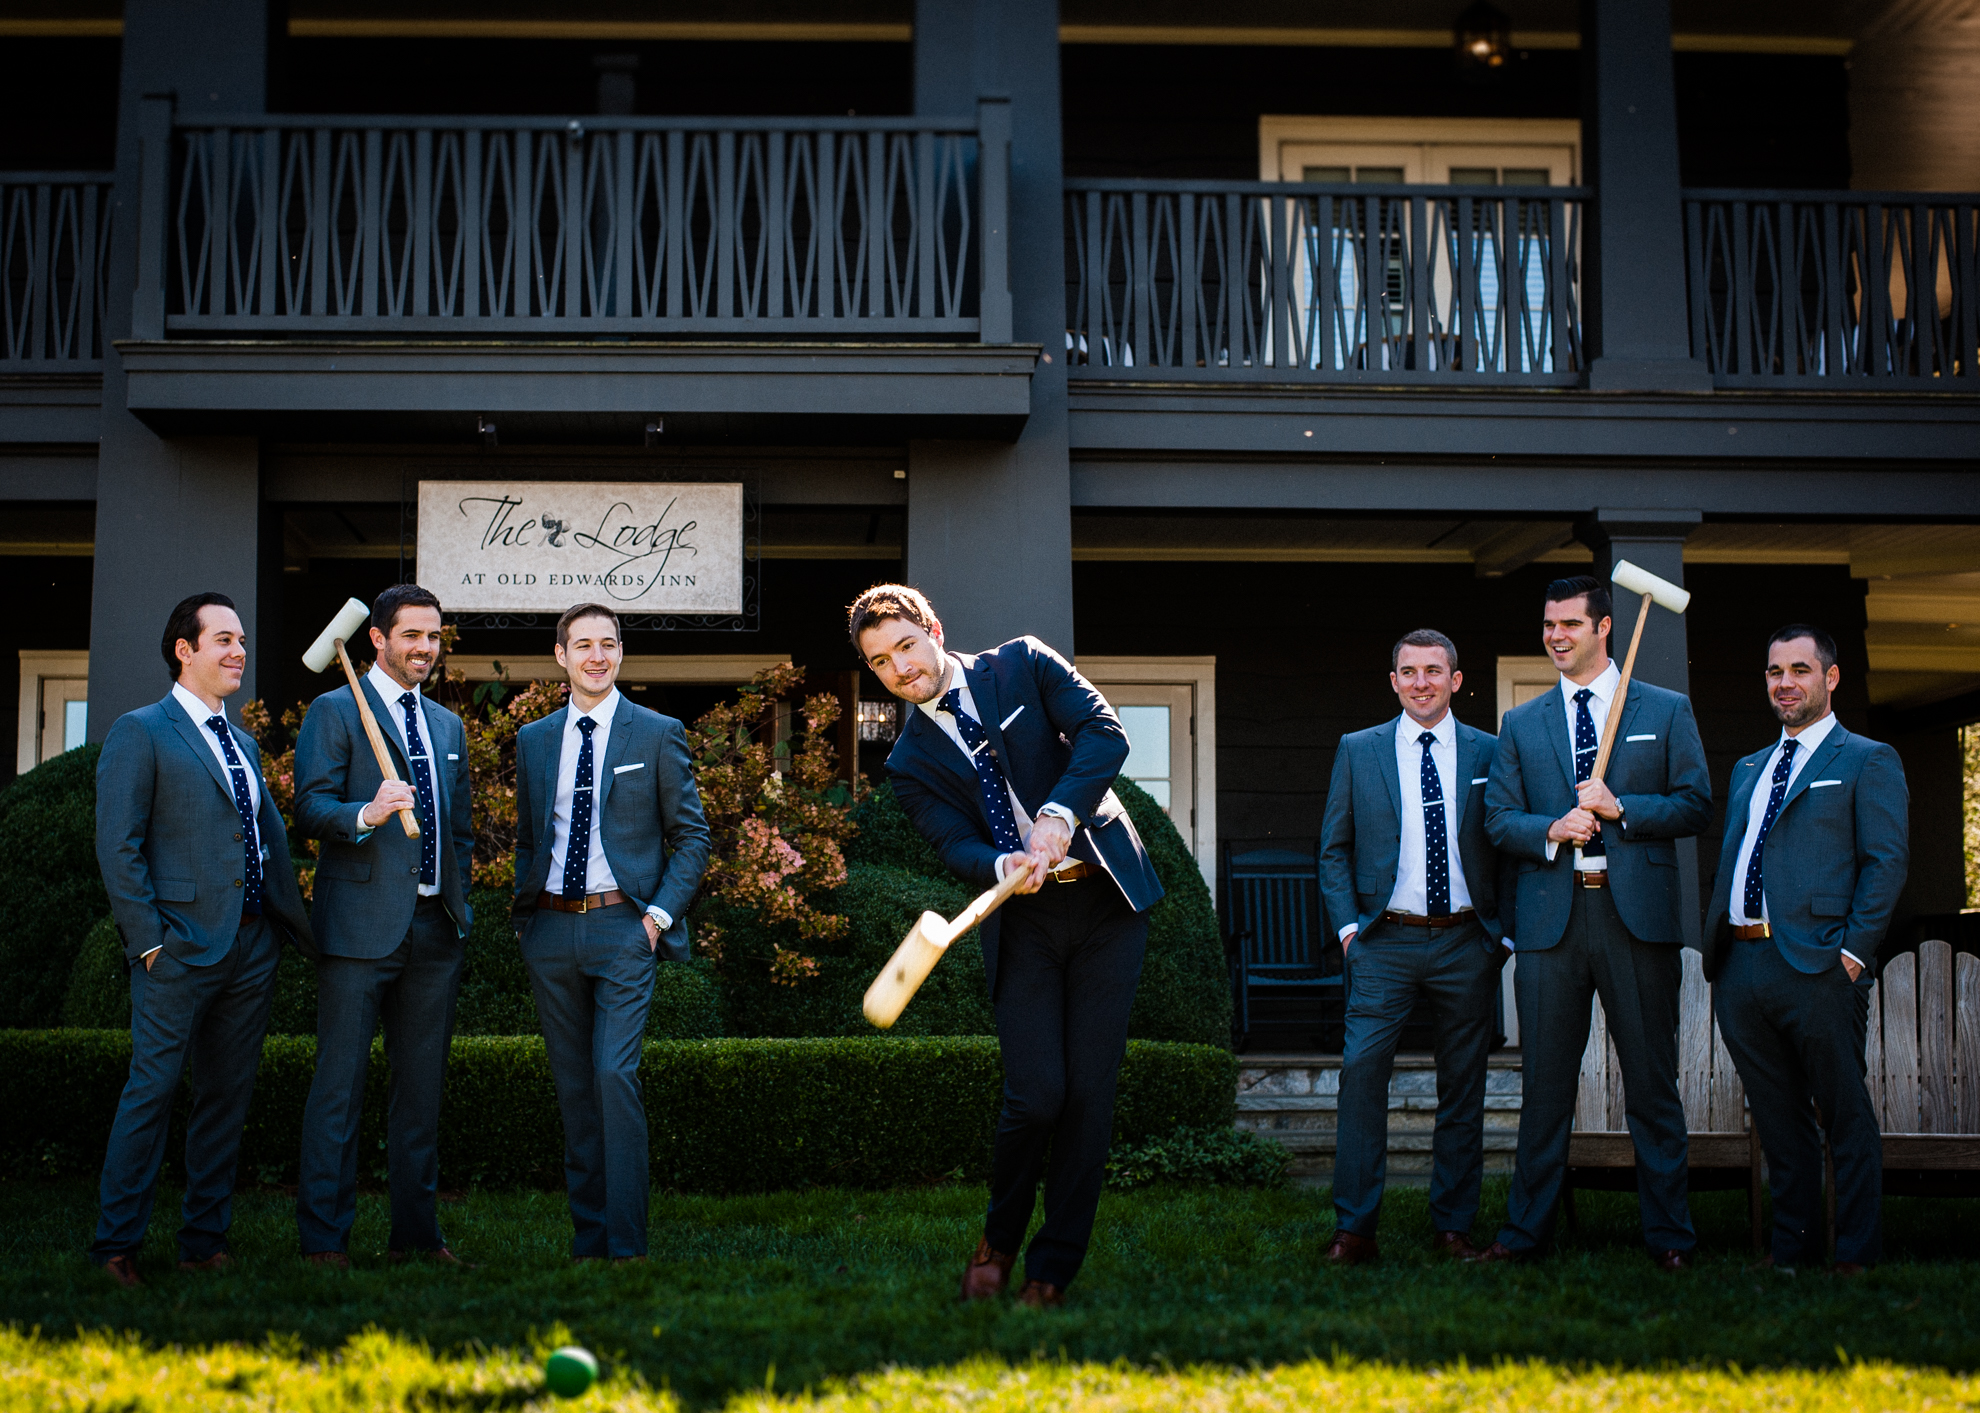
left=1730, top=711, right=1856, bottom=965
left=547, top=690, right=670, bottom=931
left=915, top=655, right=1078, bottom=878
left=1545, top=658, right=1626, bottom=871
left=359, top=663, right=441, bottom=896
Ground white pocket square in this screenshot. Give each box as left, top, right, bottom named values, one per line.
left=1808, top=779, right=1841, bottom=789
left=446, top=753, right=459, bottom=761
left=613, top=762, right=646, bottom=775
left=1471, top=777, right=1489, bottom=785
left=1625, top=734, right=1657, bottom=742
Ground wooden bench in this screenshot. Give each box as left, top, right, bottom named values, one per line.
left=1865, top=938, right=1980, bottom=1196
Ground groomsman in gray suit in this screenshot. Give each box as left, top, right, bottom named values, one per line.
left=512, top=603, right=710, bottom=1261
left=293, top=584, right=475, bottom=1268
left=1706, top=625, right=1907, bottom=1274
left=1473, top=575, right=1713, bottom=1271
left=1319, top=629, right=1510, bottom=1264
left=91, top=593, right=316, bottom=1287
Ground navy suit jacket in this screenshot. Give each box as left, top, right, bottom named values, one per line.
left=1703, top=720, right=1908, bottom=983
left=885, top=637, right=1164, bottom=994
left=512, top=694, right=712, bottom=962
left=96, top=693, right=315, bottom=965
left=294, top=678, right=474, bottom=957
left=1319, top=715, right=1508, bottom=950
left=1485, top=678, right=1712, bottom=950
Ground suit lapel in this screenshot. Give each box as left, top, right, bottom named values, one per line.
left=358, top=678, right=412, bottom=776
left=1453, top=724, right=1481, bottom=821
left=1378, top=717, right=1403, bottom=820
left=163, top=694, right=237, bottom=804
left=962, top=654, right=1013, bottom=777
left=901, top=704, right=977, bottom=793
left=1726, top=748, right=1765, bottom=824
left=1777, top=721, right=1848, bottom=816
left=595, top=695, right=637, bottom=814
left=535, top=712, right=563, bottom=846
left=1545, top=684, right=1576, bottom=790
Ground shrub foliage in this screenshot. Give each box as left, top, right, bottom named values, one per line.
left=0, top=745, right=109, bottom=1027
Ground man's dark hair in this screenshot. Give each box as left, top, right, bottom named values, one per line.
left=161, top=592, right=237, bottom=680
left=557, top=602, right=622, bottom=648
left=373, top=583, right=443, bottom=635
left=1391, top=628, right=1460, bottom=674
left=1545, top=574, right=1613, bottom=628
left=847, top=583, right=940, bottom=652
left=1767, top=623, right=1839, bottom=671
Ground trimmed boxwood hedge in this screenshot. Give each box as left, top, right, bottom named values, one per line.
left=0, top=1029, right=1234, bottom=1192
left=0, top=745, right=110, bottom=1028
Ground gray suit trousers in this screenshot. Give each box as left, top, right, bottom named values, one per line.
left=297, top=896, right=463, bottom=1254
left=1499, top=882, right=1694, bottom=1255
left=522, top=901, right=657, bottom=1258
left=1715, top=938, right=1882, bottom=1266
left=92, top=917, right=280, bottom=1264
left=1334, top=915, right=1500, bottom=1238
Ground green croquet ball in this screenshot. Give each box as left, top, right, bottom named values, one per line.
left=545, top=1345, right=598, bottom=1399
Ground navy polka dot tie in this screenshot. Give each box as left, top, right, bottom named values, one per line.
left=561, top=715, right=597, bottom=899
left=939, top=688, right=1024, bottom=854
left=1572, top=687, right=1606, bottom=859
left=204, top=715, right=263, bottom=915
left=397, top=692, right=438, bottom=887
left=1742, top=738, right=1798, bottom=920
left=1418, top=730, right=1450, bottom=916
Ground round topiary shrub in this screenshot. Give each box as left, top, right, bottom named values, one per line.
left=62, top=915, right=127, bottom=1028
left=0, top=745, right=109, bottom=1027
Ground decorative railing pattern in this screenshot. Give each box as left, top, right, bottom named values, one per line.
left=136, top=101, right=1010, bottom=340
left=1064, top=179, right=1585, bottom=383
left=0, top=172, right=114, bottom=367
left=1685, top=189, right=1980, bottom=387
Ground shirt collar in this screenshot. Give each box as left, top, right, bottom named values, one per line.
left=915, top=655, right=967, bottom=722
left=1780, top=710, right=1838, bottom=757
left=171, top=681, right=225, bottom=726
left=569, top=689, right=620, bottom=727
left=1397, top=709, right=1456, bottom=748
left=1560, top=658, right=1621, bottom=707
left=367, top=662, right=421, bottom=705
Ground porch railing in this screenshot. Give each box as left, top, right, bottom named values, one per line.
left=0, top=172, right=115, bottom=368
left=1684, top=189, right=1980, bottom=387
left=1064, top=179, right=1585, bottom=383
left=135, top=100, right=1011, bottom=340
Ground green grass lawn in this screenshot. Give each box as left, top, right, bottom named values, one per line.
left=2, top=1177, right=1976, bottom=1409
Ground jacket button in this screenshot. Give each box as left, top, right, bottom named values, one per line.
left=410, top=867, right=418, bottom=875
left=234, top=833, right=243, bottom=842
left=233, top=879, right=243, bottom=888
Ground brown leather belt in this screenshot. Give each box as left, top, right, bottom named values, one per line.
left=536, top=889, right=631, bottom=914
left=1732, top=921, right=1771, bottom=940
left=1576, top=870, right=1609, bottom=888
left=1047, top=860, right=1096, bottom=882
left=1381, top=907, right=1475, bottom=929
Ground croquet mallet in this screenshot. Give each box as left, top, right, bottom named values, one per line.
left=300, top=596, right=421, bottom=839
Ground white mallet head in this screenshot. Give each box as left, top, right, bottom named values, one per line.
left=302, top=597, right=373, bottom=673
left=1612, top=559, right=1691, bottom=615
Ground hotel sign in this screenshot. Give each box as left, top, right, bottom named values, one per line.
left=418, top=480, right=744, bottom=615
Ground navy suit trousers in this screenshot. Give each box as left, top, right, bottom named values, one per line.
left=985, top=879, right=1146, bottom=1289
left=1499, top=883, right=1694, bottom=1256
left=1334, top=916, right=1500, bottom=1238
left=1715, top=938, right=1882, bottom=1266
left=297, top=897, right=463, bottom=1254
left=521, top=901, right=657, bottom=1258
left=92, top=917, right=280, bottom=1264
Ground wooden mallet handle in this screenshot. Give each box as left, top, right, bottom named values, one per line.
left=1588, top=591, right=1653, bottom=784
left=333, top=638, right=421, bottom=839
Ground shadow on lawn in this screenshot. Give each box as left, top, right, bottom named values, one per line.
left=1, top=1178, right=1976, bottom=1408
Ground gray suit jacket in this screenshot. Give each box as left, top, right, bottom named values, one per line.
left=293, top=678, right=474, bottom=957
left=1319, top=715, right=1508, bottom=949
left=512, top=694, right=711, bottom=961
left=96, top=693, right=315, bottom=965
left=1486, top=678, right=1713, bottom=950
left=1703, top=721, right=1908, bottom=982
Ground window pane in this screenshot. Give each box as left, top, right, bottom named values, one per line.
left=1502, top=167, right=1550, bottom=186
left=1301, top=165, right=1350, bottom=182
left=1354, top=166, right=1404, bottom=183
left=1116, top=705, right=1171, bottom=779
left=1447, top=166, right=1498, bottom=185
left=64, top=700, right=88, bottom=752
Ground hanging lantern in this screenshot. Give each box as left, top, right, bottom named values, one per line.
left=1454, top=0, right=1512, bottom=70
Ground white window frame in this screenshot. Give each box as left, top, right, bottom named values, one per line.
left=1258, top=116, right=1581, bottom=186
left=17, top=650, right=89, bottom=774
left=1077, top=656, right=1217, bottom=893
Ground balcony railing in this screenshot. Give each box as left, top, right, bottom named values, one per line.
left=0, top=172, right=114, bottom=368
left=1064, top=179, right=1585, bottom=384
left=1685, top=189, right=1980, bottom=387
left=135, top=100, right=1011, bottom=341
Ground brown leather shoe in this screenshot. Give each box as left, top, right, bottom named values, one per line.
left=177, top=1252, right=233, bottom=1274
left=101, top=1254, right=142, bottom=1289
left=1431, top=1231, right=1481, bottom=1260
left=303, top=1251, right=351, bottom=1271
left=1464, top=1240, right=1525, bottom=1265
left=1653, top=1248, right=1693, bottom=1272
left=388, top=1246, right=476, bottom=1269
left=1015, top=1279, right=1065, bottom=1308
left=1322, top=1230, right=1379, bottom=1265
left=1833, top=1261, right=1868, bottom=1277
left=959, top=1238, right=1015, bottom=1302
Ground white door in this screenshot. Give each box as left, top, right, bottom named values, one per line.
left=41, top=677, right=88, bottom=763
left=1107, top=683, right=1194, bottom=852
